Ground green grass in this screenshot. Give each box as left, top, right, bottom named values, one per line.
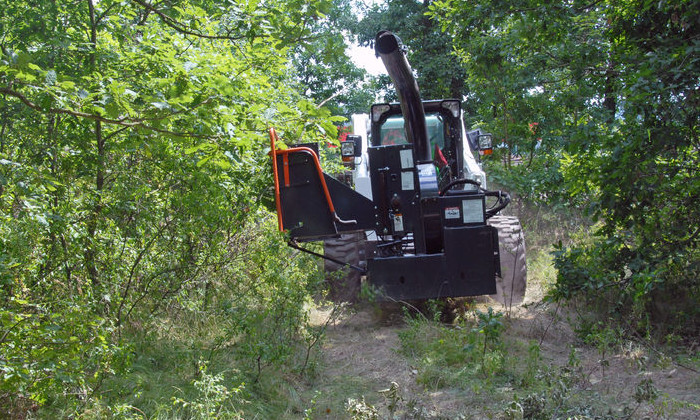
left=30, top=307, right=324, bottom=419
left=302, top=374, right=389, bottom=419
left=391, top=308, right=630, bottom=419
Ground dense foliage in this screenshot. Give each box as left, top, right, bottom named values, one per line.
left=0, top=0, right=338, bottom=415
left=1, top=0, right=697, bottom=416
left=431, top=0, right=699, bottom=334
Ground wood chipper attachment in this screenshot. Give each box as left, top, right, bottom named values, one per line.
left=267, top=31, right=526, bottom=304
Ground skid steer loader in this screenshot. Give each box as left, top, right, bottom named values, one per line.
left=269, top=31, right=526, bottom=305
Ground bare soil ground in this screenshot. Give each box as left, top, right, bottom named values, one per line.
left=312, top=306, right=473, bottom=418
left=307, top=298, right=700, bottom=419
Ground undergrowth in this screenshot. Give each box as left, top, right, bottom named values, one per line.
left=341, top=303, right=700, bottom=419
left=19, top=219, right=329, bottom=419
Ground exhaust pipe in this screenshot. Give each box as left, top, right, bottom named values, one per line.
left=375, top=30, right=431, bottom=163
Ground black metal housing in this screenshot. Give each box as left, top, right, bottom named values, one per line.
left=367, top=223, right=498, bottom=300
left=363, top=30, right=501, bottom=301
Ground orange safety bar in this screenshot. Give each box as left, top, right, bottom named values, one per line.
left=268, top=127, right=341, bottom=232
left=269, top=128, right=284, bottom=231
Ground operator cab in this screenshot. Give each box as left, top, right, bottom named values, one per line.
left=371, top=99, right=465, bottom=191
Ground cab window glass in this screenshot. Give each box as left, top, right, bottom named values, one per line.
left=426, top=115, right=445, bottom=150
left=380, top=117, right=407, bottom=145
left=379, top=114, right=446, bottom=157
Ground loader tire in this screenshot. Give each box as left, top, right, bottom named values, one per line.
left=488, top=215, right=527, bottom=307
left=324, top=232, right=364, bottom=303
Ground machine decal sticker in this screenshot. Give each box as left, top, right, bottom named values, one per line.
left=462, top=199, right=484, bottom=224
left=444, top=207, right=460, bottom=219
left=392, top=214, right=404, bottom=232
left=401, top=171, right=414, bottom=190
left=399, top=149, right=414, bottom=168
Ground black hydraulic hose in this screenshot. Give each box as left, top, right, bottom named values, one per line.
left=287, top=240, right=367, bottom=274
left=438, top=178, right=481, bottom=196
left=438, top=177, right=511, bottom=219
left=484, top=191, right=510, bottom=217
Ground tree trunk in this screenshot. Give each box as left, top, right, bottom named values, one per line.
left=603, top=58, right=617, bottom=124
left=84, top=0, right=103, bottom=287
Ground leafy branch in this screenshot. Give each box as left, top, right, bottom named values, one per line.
left=131, top=0, right=249, bottom=41
left=0, top=86, right=214, bottom=138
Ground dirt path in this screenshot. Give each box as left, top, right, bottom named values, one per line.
left=308, top=302, right=700, bottom=419
left=312, top=304, right=506, bottom=419
left=312, top=306, right=468, bottom=418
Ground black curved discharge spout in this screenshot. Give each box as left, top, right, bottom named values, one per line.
left=375, top=30, right=431, bottom=163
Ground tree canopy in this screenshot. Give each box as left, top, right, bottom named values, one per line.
left=431, top=0, right=699, bottom=331
left=290, top=0, right=377, bottom=115
left=351, top=0, right=470, bottom=101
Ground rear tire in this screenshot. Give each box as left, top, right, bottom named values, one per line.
left=324, top=232, right=364, bottom=302
left=488, top=215, right=527, bottom=307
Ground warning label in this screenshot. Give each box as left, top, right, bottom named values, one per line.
left=444, top=207, right=460, bottom=219
left=393, top=214, right=404, bottom=232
